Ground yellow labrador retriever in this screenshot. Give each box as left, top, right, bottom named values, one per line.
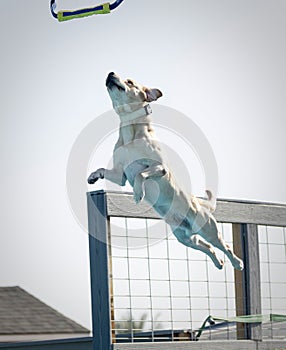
left=88, top=72, right=243, bottom=270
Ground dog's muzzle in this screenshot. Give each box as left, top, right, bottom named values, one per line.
left=106, top=72, right=115, bottom=87
left=106, top=72, right=124, bottom=90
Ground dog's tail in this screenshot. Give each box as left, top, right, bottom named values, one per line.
left=205, top=190, right=213, bottom=201
left=198, top=190, right=216, bottom=212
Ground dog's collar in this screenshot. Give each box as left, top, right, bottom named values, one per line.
left=119, top=104, right=152, bottom=126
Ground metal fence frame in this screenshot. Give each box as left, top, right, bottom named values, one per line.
left=87, top=190, right=286, bottom=350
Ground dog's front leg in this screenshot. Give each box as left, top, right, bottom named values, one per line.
left=88, top=167, right=127, bottom=186
left=133, top=164, right=166, bottom=203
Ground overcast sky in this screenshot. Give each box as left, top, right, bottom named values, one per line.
left=0, top=0, right=285, bottom=330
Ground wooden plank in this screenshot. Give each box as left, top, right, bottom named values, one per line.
left=242, top=224, right=262, bottom=341
left=106, top=191, right=158, bottom=219
left=215, top=201, right=286, bottom=227
left=232, top=224, right=246, bottom=340
left=87, top=191, right=112, bottom=350
left=258, top=340, right=286, bottom=350
left=2, top=338, right=286, bottom=350
left=113, top=340, right=256, bottom=350
left=100, top=191, right=286, bottom=227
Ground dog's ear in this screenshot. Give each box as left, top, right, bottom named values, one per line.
left=144, top=88, right=163, bottom=102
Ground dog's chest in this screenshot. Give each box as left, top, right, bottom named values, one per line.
left=121, top=125, right=135, bottom=144
left=121, top=124, right=149, bottom=145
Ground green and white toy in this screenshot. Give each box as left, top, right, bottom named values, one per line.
left=50, top=0, right=125, bottom=22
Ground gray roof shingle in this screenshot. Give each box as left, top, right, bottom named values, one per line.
left=0, top=286, right=90, bottom=335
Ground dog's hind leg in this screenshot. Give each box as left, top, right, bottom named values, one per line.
left=208, top=234, right=244, bottom=271
left=133, top=164, right=166, bottom=203
left=172, top=227, right=224, bottom=270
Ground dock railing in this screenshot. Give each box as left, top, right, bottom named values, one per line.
left=87, top=190, right=286, bottom=350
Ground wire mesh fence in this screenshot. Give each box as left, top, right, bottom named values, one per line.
left=109, top=217, right=238, bottom=342
left=259, top=225, right=286, bottom=340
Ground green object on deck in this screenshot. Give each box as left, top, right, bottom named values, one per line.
left=196, top=314, right=286, bottom=340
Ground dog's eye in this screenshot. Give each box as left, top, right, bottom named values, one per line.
left=126, top=79, right=134, bottom=86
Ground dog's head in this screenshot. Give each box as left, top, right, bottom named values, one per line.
left=106, top=72, right=162, bottom=116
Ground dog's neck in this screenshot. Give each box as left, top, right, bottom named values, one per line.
left=118, top=104, right=152, bottom=126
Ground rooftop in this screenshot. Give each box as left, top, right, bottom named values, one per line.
left=0, top=286, right=89, bottom=335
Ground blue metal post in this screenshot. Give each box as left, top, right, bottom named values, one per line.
left=87, top=191, right=112, bottom=350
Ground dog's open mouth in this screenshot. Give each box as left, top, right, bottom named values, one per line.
left=113, top=82, right=126, bottom=91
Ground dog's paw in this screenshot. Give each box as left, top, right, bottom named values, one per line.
left=87, top=173, right=99, bottom=184
left=234, top=258, right=244, bottom=271
left=213, top=259, right=224, bottom=270
left=87, top=169, right=104, bottom=184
